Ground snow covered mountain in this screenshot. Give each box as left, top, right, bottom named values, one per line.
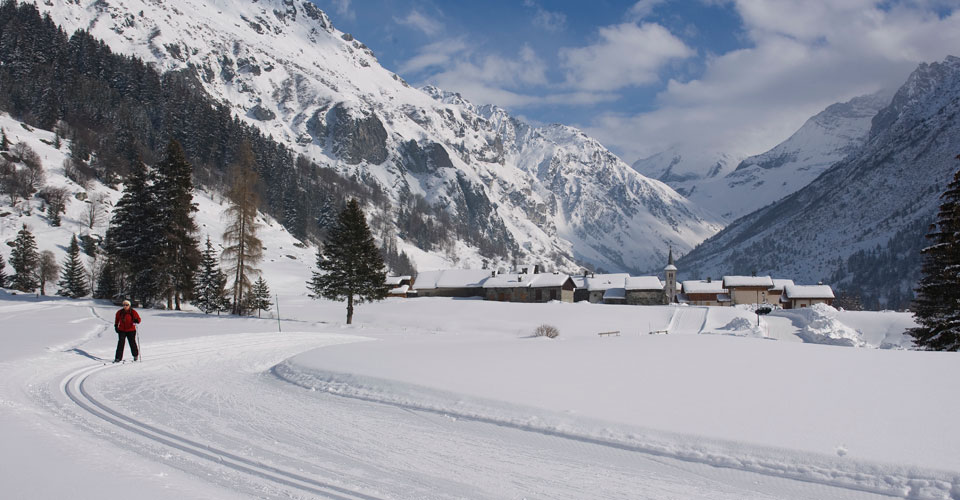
left=37, top=0, right=720, bottom=273
left=632, top=93, right=890, bottom=222
left=631, top=147, right=744, bottom=199
left=678, top=56, right=960, bottom=308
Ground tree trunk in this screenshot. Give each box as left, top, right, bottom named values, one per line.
left=175, top=292, right=181, bottom=311
left=167, top=291, right=173, bottom=310
left=346, top=294, right=354, bottom=325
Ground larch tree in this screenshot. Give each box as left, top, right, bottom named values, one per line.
left=308, top=199, right=387, bottom=324
left=57, top=234, right=89, bottom=298
left=222, top=142, right=263, bottom=315
left=911, top=155, right=960, bottom=351
left=38, top=250, right=58, bottom=296
left=9, top=224, right=40, bottom=292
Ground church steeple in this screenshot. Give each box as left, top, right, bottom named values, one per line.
left=664, top=247, right=678, bottom=303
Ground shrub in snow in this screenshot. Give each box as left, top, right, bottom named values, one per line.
left=533, top=324, right=559, bottom=339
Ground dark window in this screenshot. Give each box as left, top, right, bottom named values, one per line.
left=535, top=289, right=542, bottom=301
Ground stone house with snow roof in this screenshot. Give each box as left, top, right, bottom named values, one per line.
left=723, top=275, right=775, bottom=305
left=625, top=276, right=667, bottom=305
left=576, top=273, right=630, bottom=303
left=411, top=269, right=491, bottom=298
left=483, top=272, right=575, bottom=303
left=783, top=284, right=835, bottom=309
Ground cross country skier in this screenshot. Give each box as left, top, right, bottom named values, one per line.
left=114, top=300, right=141, bottom=362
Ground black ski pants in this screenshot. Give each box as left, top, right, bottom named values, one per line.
left=115, top=331, right=139, bottom=361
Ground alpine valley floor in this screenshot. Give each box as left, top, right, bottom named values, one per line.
left=0, top=291, right=957, bottom=500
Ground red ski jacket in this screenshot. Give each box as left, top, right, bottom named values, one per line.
left=115, top=308, right=141, bottom=333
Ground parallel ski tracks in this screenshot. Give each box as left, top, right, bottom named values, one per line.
left=60, top=338, right=381, bottom=500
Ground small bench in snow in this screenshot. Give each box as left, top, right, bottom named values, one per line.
left=649, top=330, right=669, bottom=335
left=598, top=331, right=620, bottom=337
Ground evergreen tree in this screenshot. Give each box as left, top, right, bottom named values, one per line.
left=38, top=250, right=58, bottom=296
left=94, top=257, right=121, bottom=302
left=308, top=199, right=387, bottom=324
left=0, top=253, right=8, bottom=287
left=250, top=276, right=272, bottom=318
left=0, top=128, right=8, bottom=151
left=194, top=236, right=230, bottom=314
left=151, top=140, right=199, bottom=310
left=57, top=234, right=88, bottom=298
left=222, top=143, right=263, bottom=315
left=9, top=224, right=39, bottom=292
left=105, top=161, right=162, bottom=306
left=911, top=156, right=960, bottom=351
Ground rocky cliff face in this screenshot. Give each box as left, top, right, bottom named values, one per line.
left=678, top=56, right=960, bottom=308
left=41, top=0, right=721, bottom=272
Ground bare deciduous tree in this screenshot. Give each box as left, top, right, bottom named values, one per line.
left=85, top=193, right=107, bottom=229
left=221, top=142, right=263, bottom=315
left=38, top=250, right=59, bottom=296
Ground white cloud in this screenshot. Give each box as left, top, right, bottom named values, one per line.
left=584, top=1, right=960, bottom=163
left=559, top=23, right=695, bottom=92
left=523, top=0, right=567, bottom=32
left=329, top=0, right=354, bottom=21
left=627, top=0, right=667, bottom=21
left=396, top=10, right=443, bottom=37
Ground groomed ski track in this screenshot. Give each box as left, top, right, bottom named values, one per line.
left=42, top=330, right=952, bottom=499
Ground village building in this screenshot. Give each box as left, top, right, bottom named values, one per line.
left=664, top=248, right=678, bottom=304
left=483, top=273, right=575, bottom=303
left=578, top=273, right=630, bottom=303
left=625, top=276, right=666, bottom=305
left=385, top=275, right=414, bottom=298
left=680, top=278, right=730, bottom=306
left=411, top=269, right=492, bottom=298
left=723, top=275, right=775, bottom=305
left=783, top=284, right=835, bottom=309
left=768, top=279, right=794, bottom=306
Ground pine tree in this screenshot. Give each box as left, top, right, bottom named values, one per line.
left=308, top=199, right=387, bottom=324
left=94, top=257, right=121, bottom=302
left=151, top=140, right=200, bottom=310
left=0, top=128, right=7, bottom=151
left=194, top=236, right=230, bottom=314
left=9, top=224, right=40, bottom=292
left=57, top=234, right=88, bottom=298
left=105, top=161, right=162, bottom=306
left=38, top=250, right=58, bottom=296
left=222, top=142, right=263, bottom=315
left=911, top=156, right=960, bottom=351
left=0, top=253, right=8, bottom=288
left=250, top=276, right=272, bottom=318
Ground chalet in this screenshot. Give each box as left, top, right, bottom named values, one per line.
left=723, top=275, right=774, bottom=305
left=411, top=269, right=492, bottom=298
left=580, top=273, right=629, bottom=303
left=385, top=275, right=414, bottom=298
left=625, top=276, right=666, bottom=305
left=483, top=273, right=575, bottom=303
left=783, top=284, right=835, bottom=309
left=680, top=279, right=730, bottom=306
left=768, top=279, right=794, bottom=306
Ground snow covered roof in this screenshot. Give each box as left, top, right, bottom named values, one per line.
left=625, top=276, right=663, bottom=290
left=603, top=287, right=626, bottom=300
left=723, top=275, right=774, bottom=288
left=682, top=280, right=727, bottom=294
left=385, top=275, right=412, bottom=286
left=388, top=285, right=410, bottom=295
left=785, top=284, right=835, bottom=299
left=483, top=273, right=572, bottom=288
left=770, top=279, right=794, bottom=291
left=412, top=269, right=492, bottom=290
left=583, top=273, right=629, bottom=291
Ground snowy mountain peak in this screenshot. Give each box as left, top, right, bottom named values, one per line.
left=38, top=0, right=719, bottom=273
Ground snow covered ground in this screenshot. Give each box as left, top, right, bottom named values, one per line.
left=1, top=111, right=957, bottom=499
left=2, top=287, right=958, bottom=499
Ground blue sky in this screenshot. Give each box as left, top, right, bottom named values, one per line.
left=312, top=0, right=960, bottom=164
